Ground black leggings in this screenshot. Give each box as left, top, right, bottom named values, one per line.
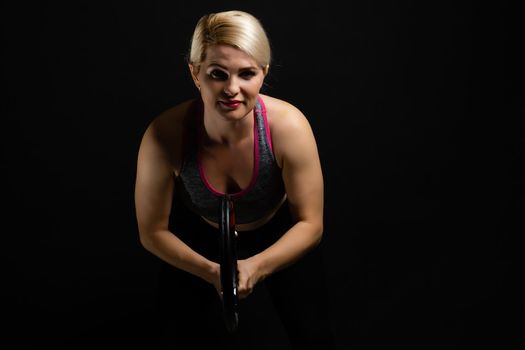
left=153, top=199, right=336, bottom=349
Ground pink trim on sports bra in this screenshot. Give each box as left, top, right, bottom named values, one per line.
left=197, top=110, right=260, bottom=199
left=258, top=96, right=274, bottom=154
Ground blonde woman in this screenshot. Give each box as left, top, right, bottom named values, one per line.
left=135, top=10, right=335, bottom=348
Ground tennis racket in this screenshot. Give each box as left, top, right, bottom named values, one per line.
left=219, top=194, right=239, bottom=332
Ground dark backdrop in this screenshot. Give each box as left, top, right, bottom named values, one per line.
left=3, top=1, right=521, bottom=349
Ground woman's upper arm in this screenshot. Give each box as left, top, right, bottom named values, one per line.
left=134, top=118, right=178, bottom=238
left=273, top=105, right=324, bottom=228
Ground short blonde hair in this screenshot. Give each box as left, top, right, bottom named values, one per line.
left=188, top=10, right=271, bottom=72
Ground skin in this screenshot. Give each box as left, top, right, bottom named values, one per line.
left=135, top=44, right=324, bottom=300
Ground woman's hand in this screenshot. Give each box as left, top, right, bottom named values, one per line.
left=236, top=257, right=266, bottom=299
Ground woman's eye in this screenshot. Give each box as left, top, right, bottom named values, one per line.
left=240, top=71, right=256, bottom=79
left=209, top=70, right=228, bottom=80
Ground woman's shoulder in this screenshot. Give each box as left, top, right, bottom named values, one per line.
left=259, top=94, right=311, bottom=133
left=142, top=98, right=198, bottom=145
left=140, top=99, right=198, bottom=169
left=259, top=94, right=302, bottom=117
left=259, top=94, right=316, bottom=167
left=148, top=98, right=197, bottom=133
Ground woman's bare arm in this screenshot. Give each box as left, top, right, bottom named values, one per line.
left=134, top=114, right=220, bottom=287
left=249, top=102, right=325, bottom=279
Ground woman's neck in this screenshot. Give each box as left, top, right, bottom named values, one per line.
left=202, top=109, right=254, bottom=146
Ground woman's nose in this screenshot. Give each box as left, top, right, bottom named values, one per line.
left=223, top=76, right=240, bottom=96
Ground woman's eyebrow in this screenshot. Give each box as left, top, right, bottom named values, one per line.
left=208, top=62, right=258, bottom=71
left=208, top=63, right=227, bottom=70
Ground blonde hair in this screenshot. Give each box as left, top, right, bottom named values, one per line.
left=188, top=10, right=271, bottom=72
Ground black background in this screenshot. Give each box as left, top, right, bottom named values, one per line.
left=2, top=1, right=522, bottom=349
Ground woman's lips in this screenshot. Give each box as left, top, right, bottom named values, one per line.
left=219, top=100, right=242, bottom=109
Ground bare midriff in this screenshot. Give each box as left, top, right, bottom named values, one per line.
left=201, top=194, right=287, bottom=232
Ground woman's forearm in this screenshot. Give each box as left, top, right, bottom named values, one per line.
left=250, top=221, right=323, bottom=279
left=140, top=229, right=218, bottom=283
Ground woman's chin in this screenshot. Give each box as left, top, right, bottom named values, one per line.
left=216, top=104, right=249, bottom=120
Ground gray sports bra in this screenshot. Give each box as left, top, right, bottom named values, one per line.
left=175, top=96, right=286, bottom=224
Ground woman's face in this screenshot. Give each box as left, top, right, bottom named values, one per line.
left=190, top=44, right=267, bottom=121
